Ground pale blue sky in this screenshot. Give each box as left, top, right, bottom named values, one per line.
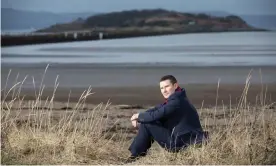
left=1, top=0, right=276, bottom=15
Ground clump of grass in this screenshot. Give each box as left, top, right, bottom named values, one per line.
left=1, top=67, right=276, bottom=164
left=1, top=66, right=129, bottom=164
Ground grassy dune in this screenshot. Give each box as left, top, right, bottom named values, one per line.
left=1, top=67, right=276, bottom=164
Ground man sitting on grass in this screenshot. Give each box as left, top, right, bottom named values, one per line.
left=127, top=75, right=207, bottom=162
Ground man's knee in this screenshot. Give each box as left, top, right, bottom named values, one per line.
left=137, top=123, right=147, bottom=131
left=138, top=122, right=153, bottom=131
left=140, top=121, right=163, bottom=128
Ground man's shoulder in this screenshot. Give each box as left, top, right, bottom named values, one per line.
left=168, top=90, right=186, bottom=101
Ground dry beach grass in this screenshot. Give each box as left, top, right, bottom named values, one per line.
left=1, top=67, right=276, bottom=164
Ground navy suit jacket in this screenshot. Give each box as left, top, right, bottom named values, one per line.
left=138, top=88, right=203, bottom=137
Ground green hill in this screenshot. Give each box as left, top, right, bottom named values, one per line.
left=37, top=9, right=261, bottom=33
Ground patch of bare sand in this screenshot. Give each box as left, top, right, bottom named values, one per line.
left=4, top=100, right=276, bottom=141
left=3, top=83, right=276, bottom=107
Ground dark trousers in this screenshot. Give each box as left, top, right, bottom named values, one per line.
left=129, top=122, right=203, bottom=157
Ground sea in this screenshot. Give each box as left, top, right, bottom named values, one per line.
left=2, top=31, right=276, bottom=67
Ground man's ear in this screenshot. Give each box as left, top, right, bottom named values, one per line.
left=174, top=83, right=179, bottom=89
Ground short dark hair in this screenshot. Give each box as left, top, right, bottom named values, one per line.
left=160, top=75, right=177, bottom=84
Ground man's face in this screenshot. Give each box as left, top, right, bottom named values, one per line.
left=159, top=79, right=178, bottom=99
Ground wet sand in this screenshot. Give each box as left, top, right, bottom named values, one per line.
left=1, top=64, right=276, bottom=107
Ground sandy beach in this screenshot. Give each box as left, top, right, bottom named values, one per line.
left=2, top=64, right=276, bottom=107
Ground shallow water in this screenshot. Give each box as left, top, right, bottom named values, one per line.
left=2, top=32, right=276, bottom=66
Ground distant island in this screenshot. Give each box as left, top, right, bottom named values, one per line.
left=38, top=9, right=263, bottom=33
left=2, top=9, right=266, bottom=46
